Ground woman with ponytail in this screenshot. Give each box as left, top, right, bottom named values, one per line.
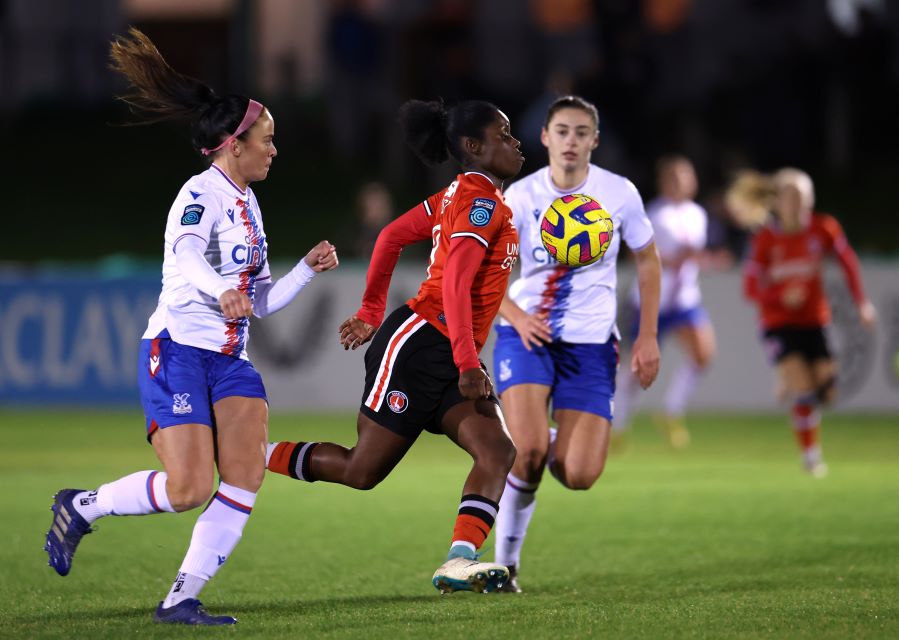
left=267, top=99, right=525, bottom=594
left=736, top=168, right=875, bottom=477
left=44, top=29, right=338, bottom=625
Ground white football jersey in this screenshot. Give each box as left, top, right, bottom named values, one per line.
left=500, top=164, right=654, bottom=343
left=631, top=197, right=707, bottom=312
left=143, top=164, right=271, bottom=359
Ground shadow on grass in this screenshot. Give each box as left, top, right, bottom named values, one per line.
left=9, top=594, right=437, bottom=626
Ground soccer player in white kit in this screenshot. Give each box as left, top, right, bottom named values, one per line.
left=43, top=29, right=338, bottom=625
left=492, top=96, right=661, bottom=591
left=614, top=155, right=717, bottom=448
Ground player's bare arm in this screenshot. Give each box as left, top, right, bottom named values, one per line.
left=499, top=293, right=551, bottom=350
left=632, top=240, right=662, bottom=388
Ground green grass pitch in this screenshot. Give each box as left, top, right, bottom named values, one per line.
left=2, top=410, right=897, bottom=639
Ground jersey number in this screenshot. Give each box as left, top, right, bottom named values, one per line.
left=426, top=224, right=441, bottom=279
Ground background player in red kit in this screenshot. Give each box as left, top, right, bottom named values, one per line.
left=267, top=99, right=525, bottom=593
left=737, top=168, right=876, bottom=476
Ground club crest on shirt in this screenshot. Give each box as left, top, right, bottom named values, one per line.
left=386, top=390, right=409, bottom=413
left=181, top=204, right=205, bottom=225
left=469, top=198, right=496, bottom=227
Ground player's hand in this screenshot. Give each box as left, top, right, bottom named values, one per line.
left=859, top=299, right=877, bottom=330
left=305, top=240, right=339, bottom=273
left=631, top=334, right=660, bottom=390
left=219, top=288, right=252, bottom=320
left=459, top=367, right=493, bottom=400
left=781, top=284, right=807, bottom=309
left=339, top=315, right=376, bottom=350
left=513, top=312, right=552, bottom=350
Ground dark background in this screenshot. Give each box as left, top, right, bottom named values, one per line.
left=4, top=0, right=899, bottom=268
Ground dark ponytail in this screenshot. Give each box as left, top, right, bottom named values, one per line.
left=399, top=99, right=499, bottom=166
left=109, top=27, right=255, bottom=156
left=398, top=100, right=450, bottom=166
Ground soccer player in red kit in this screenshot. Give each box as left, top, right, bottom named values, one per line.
left=740, top=168, right=876, bottom=476
left=267, top=99, right=525, bottom=593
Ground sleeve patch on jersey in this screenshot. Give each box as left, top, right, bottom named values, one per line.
left=181, top=204, right=205, bottom=226
left=468, top=198, right=496, bottom=227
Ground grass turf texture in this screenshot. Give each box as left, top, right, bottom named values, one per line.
left=2, top=410, right=897, bottom=639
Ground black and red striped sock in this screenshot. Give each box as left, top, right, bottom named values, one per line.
left=266, top=442, right=319, bottom=482
left=449, top=494, right=499, bottom=558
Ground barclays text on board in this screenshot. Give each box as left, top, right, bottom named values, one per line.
left=1, top=265, right=897, bottom=411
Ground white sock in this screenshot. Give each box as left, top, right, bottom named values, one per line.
left=265, top=442, right=277, bottom=467
left=802, top=444, right=823, bottom=468
left=72, top=471, right=174, bottom=524
left=164, top=481, right=256, bottom=607
left=547, top=427, right=558, bottom=469
left=495, top=473, right=539, bottom=568
left=162, top=571, right=207, bottom=608
left=664, top=362, right=702, bottom=417
left=613, top=370, right=640, bottom=433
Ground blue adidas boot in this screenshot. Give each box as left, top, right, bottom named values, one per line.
left=44, top=489, right=93, bottom=576
left=154, top=599, right=237, bottom=625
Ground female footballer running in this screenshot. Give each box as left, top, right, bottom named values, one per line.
left=737, top=168, right=875, bottom=476
left=44, top=28, right=338, bottom=625
left=490, top=96, right=661, bottom=592
left=267, top=99, right=526, bottom=594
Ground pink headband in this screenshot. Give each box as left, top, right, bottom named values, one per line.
left=201, top=99, right=265, bottom=156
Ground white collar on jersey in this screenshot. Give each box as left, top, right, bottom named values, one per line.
left=464, top=171, right=494, bottom=186
left=544, top=164, right=592, bottom=196
left=210, top=163, right=248, bottom=197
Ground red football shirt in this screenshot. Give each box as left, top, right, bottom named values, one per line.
left=357, top=172, right=519, bottom=371
left=743, top=213, right=865, bottom=330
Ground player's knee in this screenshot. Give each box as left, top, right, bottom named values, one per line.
left=499, top=437, right=517, bottom=472
left=694, top=350, right=714, bottom=370
left=474, top=432, right=516, bottom=475
left=166, top=479, right=213, bottom=512
left=567, top=470, right=602, bottom=490
left=555, top=460, right=604, bottom=491
left=219, top=459, right=266, bottom=493
left=816, top=376, right=836, bottom=406
left=514, top=444, right=547, bottom=475
left=238, top=467, right=265, bottom=493
left=490, top=433, right=517, bottom=473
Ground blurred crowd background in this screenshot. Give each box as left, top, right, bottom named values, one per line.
left=4, top=0, right=899, bottom=265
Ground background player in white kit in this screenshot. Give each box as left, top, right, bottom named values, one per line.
left=43, top=29, right=338, bottom=626
left=614, top=155, right=717, bottom=448
left=491, top=96, right=661, bottom=591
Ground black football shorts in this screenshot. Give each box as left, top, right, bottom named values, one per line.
left=762, top=325, right=831, bottom=364
left=360, top=305, right=498, bottom=439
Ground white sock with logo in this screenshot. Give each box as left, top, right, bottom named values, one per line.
left=495, top=473, right=539, bottom=568
left=72, top=471, right=174, bottom=524
left=162, top=571, right=207, bottom=609
left=164, top=481, right=256, bottom=607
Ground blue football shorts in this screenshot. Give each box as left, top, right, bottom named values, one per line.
left=137, top=333, right=267, bottom=438
left=492, top=325, right=619, bottom=420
